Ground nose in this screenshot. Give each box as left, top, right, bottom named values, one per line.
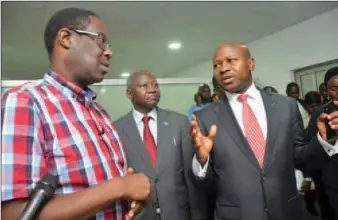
left=147, top=84, right=158, bottom=93
left=104, top=48, right=113, bottom=59
left=219, top=62, right=231, bottom=73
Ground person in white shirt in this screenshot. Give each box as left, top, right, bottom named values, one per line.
left=190, top=41, right=338, bottom=220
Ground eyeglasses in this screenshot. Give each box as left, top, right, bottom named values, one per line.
left=70, top=29, right=110, bottom=51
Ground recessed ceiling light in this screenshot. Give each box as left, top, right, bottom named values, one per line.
left=120, top=72, right=130, bottom=78
left=168, top=42, right=182, bottom=50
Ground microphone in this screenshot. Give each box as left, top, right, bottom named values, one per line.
left=18, top=174, right=58, bottom=220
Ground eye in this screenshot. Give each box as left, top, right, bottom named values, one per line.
left=213, top=63, right=220, bottom=69
left=227, top=58, right=237, bottom=62
left=97, top=37, right=104, bottom=44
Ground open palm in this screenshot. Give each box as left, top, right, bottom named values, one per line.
left=191, top=114, right=217, bottom=163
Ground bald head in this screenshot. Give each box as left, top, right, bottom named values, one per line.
left=214, top=42, right=251, bottom=60
left=212, top=41, right=255, bottom=94
left=126, top=70, right=160, bottom=114
left=127, top=70, right=153, bottom=88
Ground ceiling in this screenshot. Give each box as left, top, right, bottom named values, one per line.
left=2, top=1, right=338, bottom=80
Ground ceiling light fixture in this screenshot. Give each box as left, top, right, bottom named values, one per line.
left=168, top=42, right=182, bottom=50
left=120, top=72, right=130, bottom=78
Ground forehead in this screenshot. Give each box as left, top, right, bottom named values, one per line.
left=290, top=86, right=299, bottom=91
left=133, top=72, right=157, bottom=83
left=328, top=75, right=338, bottom=85
left=213, top=45, right=244, bottom=60
left=86, top=16, right=109, bottom=36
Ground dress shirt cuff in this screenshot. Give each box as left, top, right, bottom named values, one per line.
left=192, top=154, right=209, bottom=179
left=304, top=177, right=312, bottom=182
left=317, top=132, right=338, bottom=157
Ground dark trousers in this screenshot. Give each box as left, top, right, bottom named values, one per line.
left=316, top=181, right=338, bottom=220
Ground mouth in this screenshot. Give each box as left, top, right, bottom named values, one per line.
left=100, top=63, right=110, bottom=73
left=147, top=95, right=159, bottom=101
left=221, top=75, right=236, bottom=85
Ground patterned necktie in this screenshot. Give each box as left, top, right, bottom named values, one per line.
left=238, top=94, right=266, bottom=168
left=142, top=115, right=157, bottom=167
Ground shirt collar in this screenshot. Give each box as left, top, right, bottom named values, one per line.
left=44, top=70, right=97, bottom=105
left=133, top=107, right=158, bottom=126
left=225, top=82, right=261, bottom=103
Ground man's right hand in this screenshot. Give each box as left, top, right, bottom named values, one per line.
left=191, top=114, right=217, bottom=164
left=121, top=172, right=151, bottom=201
left=125, top=168, right=147, bottom=219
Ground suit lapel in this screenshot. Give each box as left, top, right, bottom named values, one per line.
left=217, top=96, right=261, bottom=169
left=123, top=111, right=155, bottom=176
left=155, top=108, right=172, bottom=176
left=260, top=91, right=279, bottom=170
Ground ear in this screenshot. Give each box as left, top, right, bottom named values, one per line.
left=248, top=57, right=256, bottom=72
left=56, top=28, right=72, bottom=49
left=126, top=88, right=133, bottom=100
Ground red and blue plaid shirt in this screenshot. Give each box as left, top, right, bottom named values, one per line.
left=1, top=71, right=128, bottom=219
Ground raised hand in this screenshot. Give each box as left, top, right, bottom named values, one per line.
left=317, top=100, right=338, bottom=142
left=190, top=114, right=217, bottom=163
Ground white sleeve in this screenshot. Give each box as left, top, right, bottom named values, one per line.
left=317, top=132, right=338, bottom=157
left=192, top=154, right=210, bottom=179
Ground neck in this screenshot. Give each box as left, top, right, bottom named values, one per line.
left=50, top=60, right=86, bottom=89
left=134, top=106, right=155, bottom=115
left=237, top=82, right=252, bottom=94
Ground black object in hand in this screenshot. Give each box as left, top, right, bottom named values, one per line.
left=324, top=101, right=338, bottom=144
left=17, top=174, right=57, bottom=220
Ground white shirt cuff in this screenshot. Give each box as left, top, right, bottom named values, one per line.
left=317, top=132, right=338, bottom=157
left=192, top=154, right=210, bottom=179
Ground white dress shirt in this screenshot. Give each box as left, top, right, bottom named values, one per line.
left=132, top=108, right=158, bottom=145
left=192, top=83, right=338, bottom=178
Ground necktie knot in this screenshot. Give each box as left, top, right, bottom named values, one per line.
left=238, top=94, right=248, bottom=103
left=142, top=115, right=151, bottom=124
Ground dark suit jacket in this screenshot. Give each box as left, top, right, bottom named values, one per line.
left=114, top=108, right=212, bottom=220
left=305, top=103, right=338, bottom=189
left=193, top=90, right=331, bottom=220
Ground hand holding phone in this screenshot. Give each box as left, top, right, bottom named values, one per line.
left=323, top=101, right=338, bottom=144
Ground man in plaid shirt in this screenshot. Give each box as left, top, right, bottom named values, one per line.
left=2, top=7, right=151, bottom=220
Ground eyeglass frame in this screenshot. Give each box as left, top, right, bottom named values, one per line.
left=69, top=29, right=111, bottom=51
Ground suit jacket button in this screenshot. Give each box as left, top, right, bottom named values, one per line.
left=264, top=207, right=268, bottom=212
left=156, top=208, right=161, bottom=214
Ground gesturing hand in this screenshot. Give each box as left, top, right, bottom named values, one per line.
left=190, top=114, right=217, bottom=163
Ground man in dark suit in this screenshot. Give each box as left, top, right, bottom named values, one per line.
left=115, top=70, right=212, bottom=220
left=306, top=67, right=338, bottom=220
left=190, top=42, right=338, bottom=220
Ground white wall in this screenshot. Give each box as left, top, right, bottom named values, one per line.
left=171, top=8, right=338, bottom=95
